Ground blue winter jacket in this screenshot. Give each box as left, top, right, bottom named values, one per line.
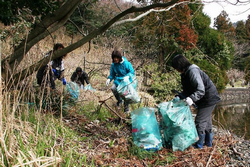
left=108, top=57, right=135, bottom=86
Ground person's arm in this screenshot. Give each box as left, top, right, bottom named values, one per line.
left=126, top=61, right=135, bottom=76
left=59, top=60, right=65, bottom=80
left=117, top=61, right=134, bottom=80
left=188, top=68, right=205, bottom=102
left=82, top=72, right=90, bottom=84
left=71, top=72, right=77, bottom=82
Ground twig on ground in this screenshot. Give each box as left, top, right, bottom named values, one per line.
left=206, top=140, right=218, bottom=167
left=232, top=147, right=243, bottom=157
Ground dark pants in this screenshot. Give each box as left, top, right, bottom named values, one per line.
left=111, top=84, right=129, bottom=111
left=37, top=65, right=55, bottom=89
left=195, top=104, right=216, bottom=134
left=194, top=104, right=216, bottom=148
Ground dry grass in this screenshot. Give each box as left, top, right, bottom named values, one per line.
left=0, top=29, right=159, bottom=166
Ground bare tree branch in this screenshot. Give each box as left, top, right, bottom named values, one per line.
left=112, top=1, right=196, bottom=26
left=2, top=0, right=82, bottom=70
left=5, top=0, right=248, bottom=83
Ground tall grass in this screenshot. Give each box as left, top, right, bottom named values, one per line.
left=0, top=29, right=160, bottom=166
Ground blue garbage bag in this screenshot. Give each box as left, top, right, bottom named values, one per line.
left=84, top=84, right=96, bottom=92
left=65, top=81, right=79, bottom=101
left=117, top=75, right=140, bottom=103
left=131, top=107, right=163, bottom=152
left=158, top=101, right=198, bottom=151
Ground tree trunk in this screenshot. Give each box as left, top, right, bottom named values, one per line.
left=2, top=0, right=180, bottom=85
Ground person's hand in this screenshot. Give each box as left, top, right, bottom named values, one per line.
left=62, top=77, right=67, bottom=85
left=106, top=79, right=110, bottom=86
left=172, top=96, right=180, bottom=103
left=52, top=68, right=58, bottom=75
left=80, top=84, right=84, bottom=89
left=185, top=97, right=193, bottom=106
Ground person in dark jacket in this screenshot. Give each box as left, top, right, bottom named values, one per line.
left=71, top=67, right=90, bottom=89
left=171, top=54, right=220, bottom=149
left=36, top=43, right=67, bottom=89
left=106, top=49, right=135, bottom=113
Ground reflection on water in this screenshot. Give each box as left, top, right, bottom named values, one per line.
left=213, top=103, right=250, bottom=140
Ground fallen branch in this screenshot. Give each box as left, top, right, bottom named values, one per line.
left=100, top=100, right=130, bottom=121
left=206, top=140, right=218, bottom=167
left=232, top=147, right=243, bottom=157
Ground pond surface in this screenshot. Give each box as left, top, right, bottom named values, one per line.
left=213, top=102, right=250, bottom=140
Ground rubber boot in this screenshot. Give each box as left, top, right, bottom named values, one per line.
left=124, top=103, right=130, bottom=114
left=124, top=101, right=130, bottom=113
left=113, top=91, right=122, bottom=103
left=205, top=131, right=213, bottom=147
left=194, top=133, right=205, bottom=149
left=111, top=87, right=122, bottom=106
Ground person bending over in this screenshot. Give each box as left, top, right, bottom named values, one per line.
left=37, top=43, right=67, bottom=89
left=171, top=54, right=220, bottom=149
left=71, top=67, right=90, bottom=89
left=106, top=49, right=135, bottom=113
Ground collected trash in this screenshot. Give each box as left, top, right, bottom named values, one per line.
left=158, top=100, right=198, bottom=151
left=131, top=107, right=163, bottom=152
left=83, top=84, right=96, bottom=92
left=117, top=75, right=140, bottom=103
left=65, top=81, right=80, bottom=102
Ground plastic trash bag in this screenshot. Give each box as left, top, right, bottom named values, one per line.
left=127, top=73, right=138, bottom=89
left=131, top=107, right=163, bottom=152
left=117, top=75, right=140, bottom=103
left=65, top=81, right=79, bottom=102
left=158, top=101, right=198, bottom=151
left=84, top=84, right=96, bottom=92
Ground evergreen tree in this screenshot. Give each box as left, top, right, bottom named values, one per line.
left=214, top=10, right=235, bottom=39
left=235, top=20, right=247, bottom=42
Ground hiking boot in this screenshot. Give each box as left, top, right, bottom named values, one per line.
left=116, top=101, right=122, bottom=107
left=124, top=104, right=130, bottom=113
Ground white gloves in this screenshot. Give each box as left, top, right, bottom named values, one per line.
left=80, top=84, right=84, bottom=89
left=106, top=79, right=110, bottom=86
left=123, top=76, right=129, bottom=81
left=185, top=97, right=194, bottom=106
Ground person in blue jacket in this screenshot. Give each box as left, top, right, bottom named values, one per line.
left=171, top=54, right=220, bottom=149
left=106, top=49, right=135, bottom=113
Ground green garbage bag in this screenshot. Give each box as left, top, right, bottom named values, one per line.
left=131, top=107, right=163, bottom=152
left=158, top=101, right=198, bottom=151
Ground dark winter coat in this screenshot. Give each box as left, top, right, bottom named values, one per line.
left=36, top=65, right=55, bottom=89
left=36, top=51, right=64, bottom=89
left=71, top=71, right=89, bottom=86
left=181, top=64, right=220, bottom=108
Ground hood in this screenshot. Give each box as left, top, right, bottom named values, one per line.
left=185, top=64, right=200, bottom=74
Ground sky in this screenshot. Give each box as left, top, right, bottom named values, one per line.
left=202, top=0, right=250, bottom=27
left=124, top=0, right=250, bottom=27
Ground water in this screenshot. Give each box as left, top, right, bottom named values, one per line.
left=213, top=102, right=250, bottom=140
